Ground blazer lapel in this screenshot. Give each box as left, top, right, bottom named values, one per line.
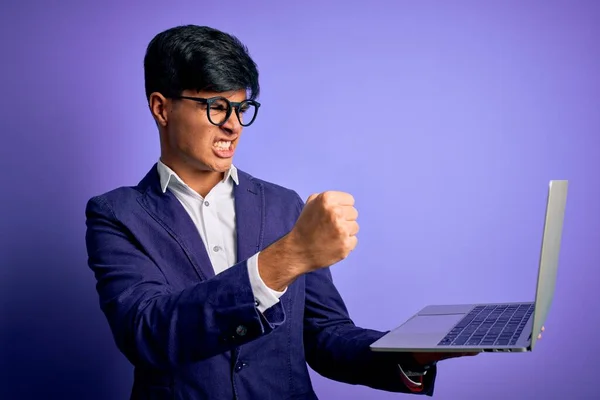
left=136, top=165, right=215, bottom=281
left=233, top=171, right=265, bottom=263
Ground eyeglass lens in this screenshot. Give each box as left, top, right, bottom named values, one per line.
left=208, top=97, right=258, bottom=126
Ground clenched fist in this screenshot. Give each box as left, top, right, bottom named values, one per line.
left=288, top=191, right=359, bottom=273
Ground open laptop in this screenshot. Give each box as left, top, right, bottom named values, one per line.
left=370, top=180, right=568, bottom=354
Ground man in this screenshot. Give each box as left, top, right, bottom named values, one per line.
left=85, top=25, right=478, bottom=399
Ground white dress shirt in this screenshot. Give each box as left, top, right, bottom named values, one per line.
left=157, top=160, right=285, bottom=313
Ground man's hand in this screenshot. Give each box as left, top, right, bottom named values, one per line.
left=411, top=326, right=546, bottom=365
left=258, top=191, right=358, bottom=290
left=411, top=351, right=478, bottom=366
left=288, top=191, right=359, bottom=273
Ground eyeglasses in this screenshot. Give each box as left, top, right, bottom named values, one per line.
left=174, top=95, right=261, bottom=127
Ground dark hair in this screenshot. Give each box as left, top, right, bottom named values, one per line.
left=143, top=25, right=260, bottom=100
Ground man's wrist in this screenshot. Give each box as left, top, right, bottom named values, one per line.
left=398, top=364, right=426, bottom=392
left=403, top=369, right=428, bottom=377
left=281, top=230, right=312, bottom=273
left=402, top=355, right=436, bottom=375
left=257, top=233, right=307, bottom=291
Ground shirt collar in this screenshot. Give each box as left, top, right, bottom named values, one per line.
left=157, top=159, right=239, bottom=194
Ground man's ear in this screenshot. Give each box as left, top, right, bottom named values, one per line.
left=149, top=92, right=169, bottom=127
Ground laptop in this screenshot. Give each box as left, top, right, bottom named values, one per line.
left=370, top=180, right=568, bottom=354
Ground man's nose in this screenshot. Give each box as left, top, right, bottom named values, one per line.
left=220, top=110, right=242, bottom=134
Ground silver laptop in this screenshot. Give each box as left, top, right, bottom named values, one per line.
left=370, top=180, right=568, bottom=354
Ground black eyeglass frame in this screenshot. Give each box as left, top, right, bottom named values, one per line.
left=174, top=95, right=261, bottom=127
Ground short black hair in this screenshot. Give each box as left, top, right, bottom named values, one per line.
left=143, top=25, right=260, bottom=101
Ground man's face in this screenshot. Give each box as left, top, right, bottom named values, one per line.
left=156, top=89, right=247, bottom=174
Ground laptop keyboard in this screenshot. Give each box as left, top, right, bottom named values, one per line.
left=438, top=303, right=534, bottom=347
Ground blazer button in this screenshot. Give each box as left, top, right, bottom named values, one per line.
left=235, top=362, right=248, bottom=372
left=235, top=325, right=248, bottom=336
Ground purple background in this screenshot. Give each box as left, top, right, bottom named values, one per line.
left=1, top=1, right=598, bottom=399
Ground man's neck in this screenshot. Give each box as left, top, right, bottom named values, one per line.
left=187, top=172, right=224, bottom=198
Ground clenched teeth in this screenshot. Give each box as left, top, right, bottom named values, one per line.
left=214, top=141, right=231, bottom=150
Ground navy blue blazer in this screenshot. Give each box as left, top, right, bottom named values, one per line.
left=84, top=164, right=436, bottom=399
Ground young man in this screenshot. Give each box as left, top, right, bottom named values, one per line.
left=85, top=25, right=475, bottom=399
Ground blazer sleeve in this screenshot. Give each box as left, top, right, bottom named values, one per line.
left=84, top=195, right=285, bottom=370
left=298, top=195, right=437, bottom=396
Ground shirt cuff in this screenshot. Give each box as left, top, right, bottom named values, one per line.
left=247, top=252, right=287, bottom=313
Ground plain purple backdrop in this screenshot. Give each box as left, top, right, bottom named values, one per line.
left=1, top=1, right=599, bottom=399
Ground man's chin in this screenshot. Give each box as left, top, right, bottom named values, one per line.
left=207, top=159, right=233, bottom=174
